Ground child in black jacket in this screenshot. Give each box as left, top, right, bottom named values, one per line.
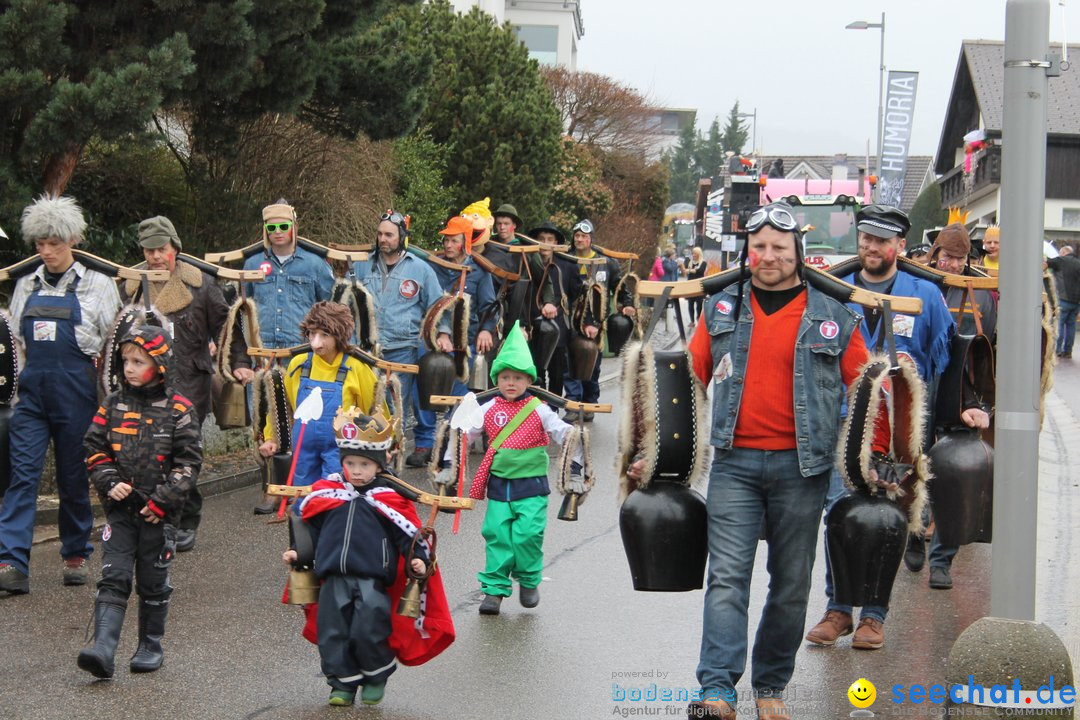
left=78, top=325, right=202, bottom=678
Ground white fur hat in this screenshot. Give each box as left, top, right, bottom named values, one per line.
left=20, top=195, right=87, bottom=245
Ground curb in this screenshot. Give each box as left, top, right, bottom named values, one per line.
left=31, top=466, right=262, bottom=546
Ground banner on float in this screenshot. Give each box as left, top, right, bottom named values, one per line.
left=878, top=70, right=919, bottom=208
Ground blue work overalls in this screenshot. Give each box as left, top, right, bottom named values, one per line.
left=0, top=273, right=97, bottom=574
left=289, top=354, right=348, bottom=489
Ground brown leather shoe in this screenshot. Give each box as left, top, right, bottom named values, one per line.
left=755, top=698, right=788, bottom=719
left=851, top=616, right=885, bottom=650
left=687, top=698, right=736, bottom=718
left=804, top=610, right=853, bottom=646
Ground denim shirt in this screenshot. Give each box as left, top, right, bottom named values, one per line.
left=430, top=257, right=498, bottom=346
left=704, top=282, right=860, bottom=477
left=351, top=252, right=448, bottom=351
left=243, top=244, right=335, bottom=348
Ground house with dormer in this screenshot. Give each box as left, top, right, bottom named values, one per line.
left=936, top=39, right=1080, bottom=244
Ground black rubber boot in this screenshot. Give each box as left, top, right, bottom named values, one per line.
left=129, top=600, right=168, bottom=673
left=77, top=600, right=127, bottom=679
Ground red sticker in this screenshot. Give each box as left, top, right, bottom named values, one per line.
left=102, top=524, right=112, bottom=542
left=340, top=423, right=358, bottom=440
left=259, top=261, right=273, bottom=276
left=715, top=299, right=733, bottom=315
left=399, top=279, right=419, bottom=299
left=820, top=320, right=839, bottom=339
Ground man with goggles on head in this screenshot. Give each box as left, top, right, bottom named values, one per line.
left=243, top=199, right=335, bottom=348
left=668, top=201, right=890, bottom=719
left=351, top=211, right=451, bottom=468
left=806, top=204, right=962, bottom=651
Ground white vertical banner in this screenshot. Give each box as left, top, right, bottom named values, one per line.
left=878, top=70, right=919, bottom=208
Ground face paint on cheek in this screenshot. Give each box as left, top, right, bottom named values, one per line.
left=885, top=247, right=896, bottom=262
left=141, top=367, right=157, bottom=383
left=748, top=250, right=760, bottom=268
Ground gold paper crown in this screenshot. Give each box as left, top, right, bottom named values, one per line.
left=333, top=406, right=396, bottom=451
left=947, top=207, right=970, bottom=226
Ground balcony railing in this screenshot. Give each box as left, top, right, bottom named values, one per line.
left=938, top=144, right=1002, bottom=208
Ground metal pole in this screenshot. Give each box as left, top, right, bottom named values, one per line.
left=993, top=0, right=1049, bottom=620
left=876, top=12, right=885, bottom=200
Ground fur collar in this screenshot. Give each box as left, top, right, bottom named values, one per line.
left=124, top=261, right=203, bottom=315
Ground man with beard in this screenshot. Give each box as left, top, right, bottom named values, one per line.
left=124, top=217, right=254, bottom=551
left=351, top=212, right=451, bottom=468
left=806, top=205, right=958, bottom=650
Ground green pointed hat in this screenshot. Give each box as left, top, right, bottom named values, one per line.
left=490, top=321, right=537, bottom=382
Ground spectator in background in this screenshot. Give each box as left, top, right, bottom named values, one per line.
left=981, top=226, right=1000, bottom=270
left=685, top=246, right=708, bottom=323
left=1048, top=244, right=1080, bottom=358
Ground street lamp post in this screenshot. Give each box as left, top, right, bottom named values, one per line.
left=737, top=108, right=757, bottom=156
left=846, top=12, right=885, bottom=193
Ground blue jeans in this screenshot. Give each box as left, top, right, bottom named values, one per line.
left=562, top=350, right=601, bottom=404
left=413, top=347, right=474, bottom=450
left=1058, top=300, right=1078, bottom=355
left=822, top=469, right=887, bottom=622
left=928, top=524, right=958, bottom=569
left=697, top=448, right=829, bottom=700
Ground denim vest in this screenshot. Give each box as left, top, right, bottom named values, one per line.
left=244, top=245, right=335, bottom=348
left=351, top=253, right=447, bottom=351
left=704, top=282, right=861, bottom=477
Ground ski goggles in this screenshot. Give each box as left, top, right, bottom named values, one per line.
left=572, top=219, right=594, bottom=235
left=264, top=222, right=292, bottom=233
left=745, top=204, right=798, bottom=234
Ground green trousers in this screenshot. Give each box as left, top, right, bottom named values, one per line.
left=477, top=495, right=548, bottom=596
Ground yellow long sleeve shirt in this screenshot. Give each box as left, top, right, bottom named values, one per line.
left=264, top=351, right=382, bottom=441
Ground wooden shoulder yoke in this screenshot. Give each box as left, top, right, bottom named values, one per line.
left=205, top=237, right=368, bottom=265
left=265, top=483, right=475, bottom=510
left=0, top=250, right=170, bottom=283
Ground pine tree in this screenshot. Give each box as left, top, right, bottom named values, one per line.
left=721, top=101, right=750, bottom=155
left=408, top=1, right=563, bottom=222
left=908, top=182, right=948, bottom=246
left=696, top=117, right=725, bottom=180
left=667, top=113, right=700, bottom=204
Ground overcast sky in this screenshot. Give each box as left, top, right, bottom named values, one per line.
left=576, top=0, right=1080, bottom=160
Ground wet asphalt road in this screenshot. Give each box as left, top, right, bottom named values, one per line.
left=2, top=333, right=1078, bottom=719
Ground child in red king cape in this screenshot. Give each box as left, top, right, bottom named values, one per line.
left=283, top=407, right=453, bottom=706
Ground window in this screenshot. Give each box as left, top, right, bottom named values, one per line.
left=515, top=25, right=559, bottom=65
left=1062, top=208, right=1080, bottom=229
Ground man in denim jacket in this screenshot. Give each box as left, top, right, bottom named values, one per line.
left=351, top=212, right=451, bottom=468
left=244, top=201, right=335, bottom=348
left=631, top=202, right=886, bottom=720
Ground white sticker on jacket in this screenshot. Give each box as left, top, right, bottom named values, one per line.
left=892, top=313, right=915, bottom=338
left=33, top=321, right=56, bottom=342
left=713, top=352, right=733, bottom=384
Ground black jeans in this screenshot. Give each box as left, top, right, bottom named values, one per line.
left=96, top=508, right=173, bottom=605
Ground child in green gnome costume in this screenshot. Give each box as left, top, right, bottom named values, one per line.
left=451, top=321, right=583, bottom=615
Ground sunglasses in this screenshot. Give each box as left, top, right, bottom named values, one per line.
left=265, top=222, right=292, bottom=233
left=745, top=205, right=797, bottom=233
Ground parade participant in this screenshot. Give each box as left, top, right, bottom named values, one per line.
left=411, top=216, right=499, bottom=451
left=0, top=196, right=122, bottom=595
left=1047, top=244, right=1080, bottom=358
left=528, top=221, right=579, bottom=399
left=283, top=409, right=454, bottom=706
left=447, top=322, right=581, bottom=615
left=490, top=203, right=559, bottom=328
left=806, top=204, right=955, bottom=651
left=905, top=243, right=932, bottom=264
left=77, top=326, right=201, bottom=678
left=929, top=223, right=998, bottom=338
left=981, top=226, right=1000, bottom=270
left=243, top=200, right=335, bottom=348
left=563, top=219, right=636, bottom=421
left=257, top=302, right=380, bottom=488
left=351, top=211, right=451, bottom=468
left=630, top=202, right=889, bottom=719
left=124, top=216, right=254, bottom=552
left=685, top=246, right=708, bottom=322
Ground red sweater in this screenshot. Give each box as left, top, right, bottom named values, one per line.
left=688, top=289, right=888, bottom=452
